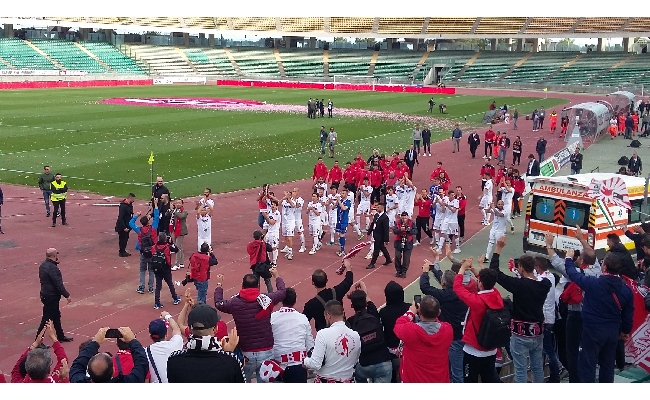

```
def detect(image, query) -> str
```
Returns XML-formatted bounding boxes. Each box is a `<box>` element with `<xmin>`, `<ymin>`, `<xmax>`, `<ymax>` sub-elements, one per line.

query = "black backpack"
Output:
<box><xmin>140</xmin><ymin>227</ymin><xmax>155</xmax><ymax>258</ymax></box>
<box><xmin>618</xmin><ymin>156</ymin><xmax>630</xmax><ymax>166</ymax></box>
<box><xmin>150</xmin><ymin>245</ymin><xmax>169</xmax><ymax>274</ymax></box>
<box><xmin>351</xmin><ymin>311</ymin><xmax>385</xmax><ymax>353</ymax></box>
<box><xmin>631</xmin><ymin>140</ymin><xmax>642</xmax><ymax>148</ymax></box>
<box><xmin>476</xmin><ymin>300</ymin><xmax>512</xmax><ymax>350</ymax></box>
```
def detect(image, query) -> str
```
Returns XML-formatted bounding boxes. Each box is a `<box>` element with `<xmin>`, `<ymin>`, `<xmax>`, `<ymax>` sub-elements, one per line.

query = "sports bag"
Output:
<box><xmin>477</xmin><ymin>301</ymin><xmax>512</xmax><ymax>349</ymax></box>
<box><xmin>351</xmin><ymin>311</ymin><xmax>385</xmax><ymax>353</ymax></box>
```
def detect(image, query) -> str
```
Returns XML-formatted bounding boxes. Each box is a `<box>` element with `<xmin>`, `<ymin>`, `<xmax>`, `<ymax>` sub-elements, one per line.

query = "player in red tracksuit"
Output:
<box><xmin>343</xmin><ymin>162</ymin><xmax>357</xmax><ymax>192</ymax></box>
<box><xmin>560</xmin><ymin>116</ymin><xmax>569</xmax><ymax>137</ymax></box>
<box><xmin>480</xmin><ymin>162</ymin><xmax>495</xmax><ymax>191</ymax></box>
<box><xmin>484</xmin><ymin>127</ymin><xmax>496</xmax><ymax>160</ymax></box>
<box><xmin>429</xmin><ymin>162</ymin><xmax>450</xmax><ymax>183</ymax></box>
<box><xmin>354</xmin><ymin>153</ymin><xmax>366</xmax><ymax>169</ymax></box>
<box><xmin>618</xmin><ymin>114</ymin><xmax>626</xmax><ymax>135</ymax></box>
<box><xmin>632</xmin><ymin>113</ymin><xmax>639</xmax><ymax>134</ymax></box>
<box><xmin>327</xmin><ymin>160</ymin><xmax>343</xmax><ymax>188</ymax></box>
<box><xmin>312</xmin><ymin>158</ymin><xmax>328</xmax><ymax>182</ymax></box>
<box><xmin>511</xmin><ymin>170</ymin><xmax>526</xmax><ymax>217</ymax></box>
<box><xmin>389</xmin><ymin>152</ymin><xmax>401</xmax><ymax>169</ymax></box>
<box><xmin>549</xmin><ymin>112</ymin><xmax>558</xmax><ymax>134</ymax></box>
<box><xmin>369</xmin><ymin>165</ymin><xmax>384</xmax><ymax>204</ymax></box>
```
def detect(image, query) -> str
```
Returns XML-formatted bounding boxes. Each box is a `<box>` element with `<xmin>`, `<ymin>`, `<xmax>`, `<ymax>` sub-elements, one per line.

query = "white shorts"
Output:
<box><xmin>387</xmin><ymin>211</ymin><xmax>397</xmax><ymax>226</ymax></box>
<box><xmin>479</xmin><ymin>196</ymin><xmax>491</xmax><ymax>209</ymax></box>
<box><xmin>265</xmin><ymin>232</ymin><xmax>279</xmax><ymax>249</ymax></box>
<box><xmin>489</xmin><ymin>229</ymin><xmax>505</xmax><ymax>243</ymax></box>
<box><xmin>348</xmin><ymin>208</ymin><xmax>355</xmax><ymax>223</ymax></box>
<box><xmin>328</xmin><ymin>211</ymin><xmax>338</xmax><ymax>228</ymax></box>
<box><xmin>309</xmin><ymin>223</ymin><xmax>322</xmax><ymax>237</ymax></box>
<box><xmin>433</xmin><ymin>216</ymin><xmax>444</xmax><ymax>230</ymax></box>
<box><xmin>321</xmin><ymin>212</ymin><xmax>328</xmax><ymax>226</ymax></box>
<box><xmin>294</xmin><ymin>219</ymin><xmax>304</xmax><ymax>233</ymax></box>
<box><xmin>357</xmin><ymin>201</ymin><xmax>371</xmax><ymax>215</ymax></box>
<box><xmin>197</xmin><ymin>237</ymin><xmax>211</xmax><ymax>252</ymax></box>
<box><xmin>282</xmin><ymin>221</ymin><xmax>296</xmax><ymax>237</ymax></box>
<box><xmin>442</xmin><ymin>222</ymin><xmax>458</xmax><ymax>236</ymax></box>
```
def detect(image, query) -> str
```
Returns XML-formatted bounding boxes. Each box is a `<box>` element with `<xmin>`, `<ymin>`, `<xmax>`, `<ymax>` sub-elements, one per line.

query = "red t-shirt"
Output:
<box><xmin>414</xmin><ymin>199</ymin><xmax>433</xmax><ymax>218</ymax></box>
<box><xmin>457</xmin><ymin>195</ymin><xmax>467</xmax><ymax>216</ymax></box>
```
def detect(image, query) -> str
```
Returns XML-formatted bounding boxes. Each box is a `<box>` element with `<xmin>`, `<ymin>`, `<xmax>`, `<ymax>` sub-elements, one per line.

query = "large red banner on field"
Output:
<box><xmin>215</xmin><ymin>79</ymin><xmax>455</xmax><ymax>94</ymax></box>
<box><xmin>0</xmin><ymin>80</ymin><xmax>152</xmax><ymax>90</ymax></box>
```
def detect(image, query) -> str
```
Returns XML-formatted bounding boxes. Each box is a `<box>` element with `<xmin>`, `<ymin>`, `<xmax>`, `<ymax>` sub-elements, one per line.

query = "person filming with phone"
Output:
<box><xmin>393</xmin><ymin>294</ymin><xmax>453</xmax><ymax>382</ymax></box>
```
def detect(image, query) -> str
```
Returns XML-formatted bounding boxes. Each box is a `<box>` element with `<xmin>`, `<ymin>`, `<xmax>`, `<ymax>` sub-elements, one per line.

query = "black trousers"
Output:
<box><xmin>415</xmin><ymin>216</ymin><xmax>432</xmax><ymax>242</ymax></box>
<box><xmin>118</xmin><ymin>230</ymin><xmax>130</xmax><ymax>253</ymax></box>
<box><xmin>513</xmin><ymin>192</ymin><xmax>522</xmax><ymax>215</ymax></box>
<box><xmin>407</xmin><ymin>165</ymin><xmax>414</xmax><ymax>179</ymax></box>
<box><xmin>37</xmin><ymin>295</ymin><xmax>65</xmax><ymax>340</ymax></box>
<box><xmin>470</xmin><ymin>145</ymin><xmax>478</xmax><ymax>158</ymax></box>
<box><xmin>484</xmin><ymin>142</ymin><xmax>492</xmax><ymax>158</ymax></box>
<box><xmin>371</xmin><ymin>187</ymin><xmax>381</xmax><ymax>204</ymax></box>
<box><xmin>52</xmin><ymin>200</ymin><xmax>66</xmax><ymax>223</ymax></box>
<box><xmin>328</xmin><ymin>109</ymin><xmax>332</xmax><ymax>117</ymax></box>
<box><xmin>463</xmin><ymin>352</ymin><xmax>497</xmax><ymax>383</ymax></box>
<box><xmin>370</xmin><ymin>241</ymin><xmax>391</xmax><ymax>265</ymax></box>
<box><xmin>512</xmin><ymin>152</ymin><xmax>521</xmax><ymax>165</ymax></box>
<box><xmin>154</xmin><ymin>269</ymin><xmax>178</xmax><ymax>304</ymax></box>
<box><xmin>283</xmin><ymin>365</ymin><xmax>308</xmax><ymax>383</ymax></box>
<box><xmin>539</xmin><ymin>117</ymin><xmax>545</xmax><ymax>129</ymax></box>
<box><xmin>458</xmin><ymin>214</ymin><xmax>466</xmax><ymax>238</ymax></box>
<box><xmin>423</xmin><ymin>139</ymin><xmax>431</xmax><ymax>154</ymax></box>
<box><xmin>394</xmin><ymin>248</ymin><xmax>412</xmax><ymax>273</ymax></box>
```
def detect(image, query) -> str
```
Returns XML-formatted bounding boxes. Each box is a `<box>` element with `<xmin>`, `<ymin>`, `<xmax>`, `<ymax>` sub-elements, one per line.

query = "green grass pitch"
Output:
<box><xmin>0</xmin><ymin>86</ymin><xmax>567</xmax><ymax>198</ymax></box>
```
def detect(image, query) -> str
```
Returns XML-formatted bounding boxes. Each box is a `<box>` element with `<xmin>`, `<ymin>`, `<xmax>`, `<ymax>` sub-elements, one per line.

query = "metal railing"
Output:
<box><xmin>447</xmin><ymin>80</ymin><xmax>646</xmax><ymax>96</ymax></box>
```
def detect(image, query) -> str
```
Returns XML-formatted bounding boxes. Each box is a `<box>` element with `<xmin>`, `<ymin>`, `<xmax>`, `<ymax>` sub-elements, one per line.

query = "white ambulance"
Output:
<box><xmin>523</xmin><ymin>173</ymin><xmax>647</xmax><ymax>258</ymax></box>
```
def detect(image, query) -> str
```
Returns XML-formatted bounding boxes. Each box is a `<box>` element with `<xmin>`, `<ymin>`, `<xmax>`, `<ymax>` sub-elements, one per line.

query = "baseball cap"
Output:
<box><xmin>188</xmin><ymin>304</ymin><xmax>221</xmax><ymax>330</ymax></box>
<box><xmin>149</xmin><ymin>319</ymin><xmax>167</xmax><ymax>339</ymax></box>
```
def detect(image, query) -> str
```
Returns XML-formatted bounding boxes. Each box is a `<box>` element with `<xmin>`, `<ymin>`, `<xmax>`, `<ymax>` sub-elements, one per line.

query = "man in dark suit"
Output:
<box><xmin>37</xmin><ymin>248</ymin><xmax>73</xmax><ymax>342</ymax></box>
<box><xmin>527</xmin><ymin>154</ymin><xmax>540</xmax><ymax>189</ymax></box>
<box><xmin>116</xmin><ymin>193</ymin><xmax>135</xmax><ymax>257</ymax></box>
<box><xmin>628</xmin><ymin>152</ymin><xmax>642</xmax><ymax>176</ymax></box>
<box><xmin>366</xmin><ymin>203</ymin><xmax>392</xmax><ymax>270</ymax></box>
<box><xmin>403</xmin><ymin>144</ymin><xmax>419</xmax><ymax>179</ymax></box>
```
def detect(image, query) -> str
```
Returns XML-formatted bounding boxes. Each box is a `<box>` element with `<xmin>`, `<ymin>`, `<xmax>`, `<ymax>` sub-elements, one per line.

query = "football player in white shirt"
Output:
<box><xmin>345</xmin><ymin>186</ymin><xmax>364</xmax><ymax>240</ymax></box>
<box><xmin>195</xmin><ymin>188</ymin><xmax>215</xmax><ymax>216</ymax></box>
<box><xmin>438</xmin><ymin>190</ymin><xmax>461</xmax><ymax>254</ymax></box>
<box><xmin>431</xmin><ymin>187</ymin><xmax>446</xmax><ymax>248</ymax></box>
<box><xmin>499</xmin><ymin>178</ymin><xmax>516</xmax><ymax>233</ymax></box>
<box><xmin>292</xmin><ymin>188</ymin><xmax>307</xmax><ymax>253</ymax></box>
<box><xmin>280</xmin><ymin>192</ymin><xmax>296</xmax><ymax>260</ymax></box>
<box><xmin>395</xmin><ymin>176</ymin><xmax>416</xmax><ymax>217</ymax></box>
<box><xmin>356</xmin><ymin>178</ymin><xmax>373</xmax><ymax>231</ymax></box>
<box><xmin>307</xmin><ymin>193</ymin><xmax>325</xmax><ymax>255</ymax></box>
<box><xmin>365</xmin><ymin>203</ymin><xmax>378</xmax><ymax>259</ymax></box>
<box><xmin>384</xmin><ymin>186</ymin><xmax>399</xmax><ymax>226</ymax></box>
<box><xmin>326</xmin><ymin>185</ymin><xmax>341</xmax><ymax>245</ymax></box>
<box><xmin>484</xmin><ymin>200</ymin><xmax>507</xmax><ymax>261</ymax></box>
<box><xmin>196</xmin><ymin>207</ymin><xmax>212</xmax><ymax>251</ymax></box>
<box><xmin>479</xmin><ymin>172</ymin><xmax>494</xmax><ymax>226</ymax></box>
<box><xmin>263</xmin><ymin>200</ymin><xmax>281</xmax><ymax>266</ymax></box>
<box><xmin>313</xmin><ymin>177</ymin><xmax>328</xmax><ymax>195</ymax></box>
<box><xmin>317</xmin><ymin>187</ymin><xmax>329</xmax><ymax>241</ymax></box>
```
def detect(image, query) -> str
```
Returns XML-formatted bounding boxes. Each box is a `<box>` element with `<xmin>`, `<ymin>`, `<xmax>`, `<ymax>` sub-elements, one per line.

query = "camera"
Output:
<box><xmin>181</xmin><ymin>274</ymin><xmax>194</xmax><ymax>286</ymax></box>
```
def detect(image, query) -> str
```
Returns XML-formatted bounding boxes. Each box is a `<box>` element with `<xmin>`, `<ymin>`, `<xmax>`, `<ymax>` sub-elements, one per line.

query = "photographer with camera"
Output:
<box><xmin>392</xmin><ymin>212</ymin><xmax>417</xmax><ymax>279</ymax></box>
<box><xmin>247</xmin><ymin>230</ymin><xmax>274</xmax><ymax>293</ymax></box>
<box><xmin>186</xmin><ymin>243</ymin><xmax>218</xmax><ymax>304</ymax></box>
<box><xmin>152</xmin><ymin>232</ymin><xmax>181</xmax><ymax>310</ymax></box>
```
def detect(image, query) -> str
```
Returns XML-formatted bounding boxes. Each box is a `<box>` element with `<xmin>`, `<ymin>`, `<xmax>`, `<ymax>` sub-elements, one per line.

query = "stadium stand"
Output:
<box><xmin>183</xmin><ymin>48</ymin><xmax>238</xmax><ymax>76</ymax></box>
<box><xmin>127</xmin><ymin>44</ymin><xmax>195</xmax><ymax>75</ymax></box>
<box><xmin>373</xmin><ymin>51</ymin><xmax>424</xmax><ymax>79</ymax></box>
<box><xmin>278</xmin><ymin>49</ymin><xmax>325</xmax><ymax>77</ymax></box>
<box><xmin>228</xmin><ymin>48</ymin><xmax>280</xmax><ymax>77</ymax></box>
<box><xmin>29</xmin><ymin>39</ymin><xmax>109</xmax><ymax>73</ymax></box>
<box><xmin>79</xmin><ymin>41</ymin><xmax>145</xmax><ymax>74</ymax></box>
<box><xmin>327</xmin><ymin>50</ymin><xmax>373</xmax><ymax>76</ymax></box>
<box><xmin>588</xmin><ymin>54</ymin><xmax>650</xmax><ymax>86</ymax></box>
<box><xmin>455</xmin><ymin>52</ymin><xmax>528</xmax><ymax>82</ymax></box>
<box><xmin>427</xmin><ymin>51</ymin><xmax>476</xmax><ymax>82</ymax></box>
<box><xmin>503</xmin><ymin>52</ymin><xmax>581</xmax><ymax>84</ymax></box>
<box><xmin>545</xmin><ymin>52</ymin><xmax>627</xmax><ymax>85</ymax></box>
<box><xmin>0</xmin><ymin>38</ymin><xmax>57</xmax><ymax>70</ymax></box>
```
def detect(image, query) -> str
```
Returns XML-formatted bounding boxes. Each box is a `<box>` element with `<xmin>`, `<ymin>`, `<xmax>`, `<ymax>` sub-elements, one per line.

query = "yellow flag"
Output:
<box><xmin>543</xmin><ymin>88</ymin><xmax>548</xmax><ymax>92</ymax></box>
<box><xmin>148</xmin><ymin>151</ymin><xmax>154</xmax><ymax>165</ymax></box>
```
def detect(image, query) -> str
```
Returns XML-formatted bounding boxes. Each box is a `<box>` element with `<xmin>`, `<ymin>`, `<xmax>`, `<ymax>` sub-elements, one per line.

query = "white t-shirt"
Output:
<box><xmin>271</xmin><ymin>307</ymin><xmax>315</xmax><ymax>368</ymax></box>
<box><xmin>501</xmin><ymin>186</ymin><xmax>514</xmax><ymax>212</ymax></box>
<box><xmin>264</xmin><ymin>210</ymin><xmax>281</xmax><ymax>235</ymax></box>
<box><xmin>327</xmin><ymin>194</ymin><xmax>340</xmax><ymax>215</ymax></box>
<box><xmin>444</xmin><ymin>198</ymin><xmax>460</xmax><ymax>224</ymax></box>
<box><xmin>385</xmin><ymin>193</ymin><xmax>398</xmax><ymax>212</ymax></box>
<box><xmin>491</xmin><ymin>208</ymin><xmax>507</xmax><ymax>232</ymax></box>
<box><xmin>282</xmin><ymin>199</ymin><xmax>296</xmax><ymax>222</ymax></box>
<box><xmin>359</xmin><ymin>185</ymin><xmax>373</xmax><ymax>203</ymax></box>
<box><xmin>346</xmin><ymin>192</ymin><xmax>355</xmax><ymax>210</ymax></box>
<box><xmin>483</xmin><ymin>179</ymin><xmax>494</xmax><ymax>199</ymax></box>
<box><xmin>434</xmin><ymin>195</ymin><xmax>446</xmax><ymax>219</ymax></box>
<box><xmin>199</xmin><ymin>197</ymin><xmax>215</xmax><ymax>211</ymax></box>
<box><xmin>197</xmin><ymin>215</ymin><xmax>211</xmax><ymax>238</ymax></box>
<box><xmin>293</xmin><ymin>197</ymin><xmax>305</xmax><ymax>221</ymax></box>
<box><xmin>307</xmin><ymin>201</ymin><xmax>324</xmax><ymax>225</ymax></box>
<box><xmin>303</xmin><ymin>321</ymin><xmax>361</xmax><ymax>381</ymax></box>
<box><xmin>314</xmin><ymin>182</ymin><xmax>327</xmax><ymax>193</ymax></box>
<box><xmin>147</xmin><ymin>334</ymin><xmax>184</xmax><ymax>383</ymax></box>
<box><xmin>610</xmin><ymin>118</ymin><xmax>617</xmax><ymax>127</ymax></box>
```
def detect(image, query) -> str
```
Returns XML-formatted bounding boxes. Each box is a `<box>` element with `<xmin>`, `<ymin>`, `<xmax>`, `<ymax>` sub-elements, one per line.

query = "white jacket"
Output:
<box><xmin>303</xmin><ymin>321</ymin><xmax>360</xmax><ymax>381</ymax></box>
<box><xmin>270</xmin><ymin>307</ymin><xmax>315</xmax><ymax>368</ymax></box>
<box><xmin>537</xmin><ymin>271</ymin><xmax>556</xmax><ymax>324</ymax></box>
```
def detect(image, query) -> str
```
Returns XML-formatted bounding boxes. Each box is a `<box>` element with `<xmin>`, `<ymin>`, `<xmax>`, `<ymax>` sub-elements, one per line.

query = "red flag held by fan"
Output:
<box><xmin>336</xmin><ymin>241</ymin><xmax>372</xmax><ymax>275</ymax></box>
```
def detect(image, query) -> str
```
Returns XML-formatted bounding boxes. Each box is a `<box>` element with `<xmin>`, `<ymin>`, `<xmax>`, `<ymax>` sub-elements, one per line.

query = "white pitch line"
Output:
<box><xmin>457</xmin><ymin>98</ymin><xmax>543</xmax><ymax>120</ymax></box>
<box><xmin>165</xmin><ymin>128</ymin><xmax>411</xmax><ymax>184</ymax></box>
<box><xmin>0</xmin><ymin>168</ymin><xmax>149</xmax><ymax>186</ymax></box>
<box><xmin>0</xmin><ymin>134</ymin><xmax>154</xmax><ymax>157</ymax></box>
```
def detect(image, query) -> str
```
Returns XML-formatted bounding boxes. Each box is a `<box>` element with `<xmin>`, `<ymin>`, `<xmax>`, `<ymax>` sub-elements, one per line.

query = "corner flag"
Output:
<box><xmin>148</xmin><ymin>151</ymin><xmax>154</xmax><ymax>165</ymax></box>
<box><xmin>543</xmin><ymin>88</ymin><xmax>548</xmax><ymax>92</ymax></box>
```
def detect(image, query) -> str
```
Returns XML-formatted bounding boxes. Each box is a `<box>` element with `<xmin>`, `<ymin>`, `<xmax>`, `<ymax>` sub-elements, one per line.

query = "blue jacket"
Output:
<box><xmin>70</xmin><ymin>339</ymin><xmax>148</xmax><ymax>383</ymax></box>
<box><xmin>565</xmin><ymin>257</ymin><xmax>634</xmax><ymax>333</ymax></box>
<box><xmin>128</xmin><ymin>208</ymin><xmax>160</xmax><ymax>251</ymax></box>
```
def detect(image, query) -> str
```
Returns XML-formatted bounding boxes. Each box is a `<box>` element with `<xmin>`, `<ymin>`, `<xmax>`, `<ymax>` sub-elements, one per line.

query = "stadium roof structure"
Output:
<box><xmin>1</xmin><ymin>17</ymin><xmax>649</xmax><ymax>38</ymax></box>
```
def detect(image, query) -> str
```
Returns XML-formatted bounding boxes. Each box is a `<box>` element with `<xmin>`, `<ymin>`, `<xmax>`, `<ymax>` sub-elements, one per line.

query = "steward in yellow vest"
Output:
<box><xmin>50</xmin><ymin>174</ymin><xmax>68</xmax><ymax>227</ymax></box>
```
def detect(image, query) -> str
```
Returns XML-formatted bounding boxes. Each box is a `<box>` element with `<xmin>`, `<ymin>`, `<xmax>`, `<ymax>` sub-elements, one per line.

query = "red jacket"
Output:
<box><xmin>414</xmin><ymin>199</ymin><xmax>433</xmax><ymax>218</ymax></box>
<box><xmin>385</xmin><ymin>176</ymin><xmax>398</xmax><ymax>188</ymax></box>
<box><xmin>189</xmin><ymin>252</ymin><xmax>211</xmax><ymax>282</ymax></box>
<box><xmin>12</xmin><ymin>342</ymin><xmax>69</xmax><ymax>383</ymax></box>
<box><xmin>328</xmin><ymin>166</ymin><xmax>342</xmax><ymax>182</ymax></box>
<box><xmin>480</xmin><ymin>164</ymin><xmax>495</xmax><ymax>178</ymax></box>
<box><xmin>355</xmin><ymin>157</ymin><xmax>366</xmax><ymax>169</ymax></box>
<box><xmin>390</xmin><ymin>156</ymin><xmax>401</xmax><ymax>169</ymax></box>
<box><xmin>369</xmin><ymin>170</ymin><xmax>383</xmax><ymax>188</ymax></box>
<box><xmin>379</xmin><ymin>159</ymin><xmax>389</xmax><ymax>171</ymax></box>
<box><xmin>457</xmin><ymin>195</ymin><xmax>467</xmax><ymax>216</ymax></box>
<box><xmin>356</xmin><ymin>170</ymin><xmax>370</xmax><ymax>186</ymax></box>
<box><xmin>485</xmin><ymin>130</ymin><xmax>496</xmax><ymax>144</ymax></box>
<box><xmin>512</xmin><ymin>177</ymin><xmax>526</xmax><ymax>194</ymax></box>
<box><xmin>343</xmin><ymin>167</ymin><xmax>357</xmax><ymax>185</ymax></box>
<box><xmin>453</xmin><ymin>274</ymin><xmax>504</xmax><ymax>352</ymax></box>
<box><xmin>312</xmin><ymin>163</ymin><xmax>328</xmax><ymax>180</ymax></box>
<box><xmin>394</xmin><ymin>311</ymin><xmax>454</xmax><ymax>383</ymax></box>
<box><xmin>430</xmin><ymin>167</ymin><xmax>449</xmax><ymax>182</ymax></box>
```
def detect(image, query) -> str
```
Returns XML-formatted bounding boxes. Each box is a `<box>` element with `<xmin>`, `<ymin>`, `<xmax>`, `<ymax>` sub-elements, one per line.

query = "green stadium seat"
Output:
<box><xmin>228</xmin><ymin>48</ymin><xmax>280</xmax><ymax>77</ymax></box>
<box><xmin>0</xmin><ymin>38</ymin><xmax>57</xmax><ymax>70</ymax></box>
<box><xmin>278</xmin><ymin>49</ymin><xmax>324</xmax><ymax>77</ymax></box>
<box><xmin>589</xmin><ymin>54</ymin><xmax>650</xmax><ymax>87</ymax></box>
<box><xmin>80</xmin><ymin>41</ymin><xmax>145</xmax><ymax>75</ymax></box>
<box><xmin>30</xmin><ymin>39</ymin><xmax>108</xmax><ymax>73</ymax></box>
<box><xmin>455</xmin><ymin>52</ymin><xmax>529</xmax><ymax>82</ymax></box>
<box><xmin>504</xmin><ymin>52</ymin><xmax>580</xmax><ymax>84</ymax></box>
<box><xmin>546</xmin><ymin>52</ymin><xmax>625</xmax><ymax>85</ymax></box>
